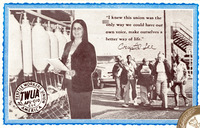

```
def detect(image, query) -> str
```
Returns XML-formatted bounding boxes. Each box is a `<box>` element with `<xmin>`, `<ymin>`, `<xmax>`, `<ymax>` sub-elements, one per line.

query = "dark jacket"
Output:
<box><xmin>112</xmin><ymin>62</ymin><xmax>123</xmax><ymax>78</ymax></box>
<box><xmin>152</xmin><ymin>60</ymin><xmax>172</xmax><ymax>83</ymax></box>
<box><xmin>120</xmin><ymin>67</ymin><xmax>128</xmax><ymax>85</ymax></box>
<box><xmin>137</xmin><ymin>63</ymin><xmax>154</xmax><ymax>86</ymax></box>
<box><xmin>61</xmin><ymin>41</ymin><xmax>97</xmax><ymax>92</ymax></box>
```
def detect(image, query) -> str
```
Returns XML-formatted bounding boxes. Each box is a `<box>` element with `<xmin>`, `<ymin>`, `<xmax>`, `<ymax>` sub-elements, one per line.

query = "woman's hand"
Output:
<box><xmin>48</xmin><ymin>65</ymin><xmax>54</xmax><ymax>72</ymax></box>
<box><xmin>65</xmin><ymin>70</ymin><xmax>76</xmax><ymax>77</ymax></box>
<box><xmin>181</xmin><ymin>77</ymin><xmax>187</xmax><ymax>85</ymax></box>
<box><xmin>182</xmin><ymin>79</ymin><xmax>187</xmax><ymax>85</ymax></box>
<box><xmin>122</xmin><ymin>84</ymin><xmax>126</xmax><ymax>89</ymax></box>
<box><xmin>168</xmin><ymin>82</ymin><xmax>172</xmax><ymax>88</ymax></box>
<box><xmin>70</xmin><ymin>70</ymin><xmax>76</xmax><ymax>77</ymax></box>
<box><xmin>171</xmin><ymin>81</ymin><xmax>174</xmax><ymax>86</ymax></box>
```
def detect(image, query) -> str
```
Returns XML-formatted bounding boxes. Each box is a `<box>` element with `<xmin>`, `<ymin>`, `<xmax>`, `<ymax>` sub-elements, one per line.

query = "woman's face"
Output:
<box><xmin>72</xmin><ymin>23</ymin><xmax>84</xmax><ymax>39</ymax></box>
<box><xmin>127</xmin><ymin>56</ymin><xmax>132</xmax><ymax>61</ymax></box>
<box><xmin>158</xmin><ymin>56</ymin><xmax>163</xmax><ymax>62</ymax></box>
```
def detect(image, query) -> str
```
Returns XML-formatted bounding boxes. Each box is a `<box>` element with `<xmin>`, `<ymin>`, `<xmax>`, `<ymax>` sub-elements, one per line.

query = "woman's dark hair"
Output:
<box><xmin>70</xmin><ymin>19</ymin><xmax>88</xmax><ymax>43</ymax></box>
<box><xmin>142</xmin><ymin>58</ymin><xmax>147</xmax><ymax>63</ymax></box>
<box><xmin>126</xmin><ymin>55</ymin><xmax>131</xmax><ymax>60</ymax></box>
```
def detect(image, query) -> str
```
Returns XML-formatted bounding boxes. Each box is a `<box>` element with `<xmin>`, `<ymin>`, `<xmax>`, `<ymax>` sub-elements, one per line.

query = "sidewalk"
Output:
<box><xmin>91</xmin><ymin>79</ymin><xmax>193</xmax><ymax>119</ymax></box>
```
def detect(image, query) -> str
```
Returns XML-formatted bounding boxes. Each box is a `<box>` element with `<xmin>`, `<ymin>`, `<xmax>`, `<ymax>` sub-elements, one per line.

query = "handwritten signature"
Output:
<box><xmin>118</xmin><ymin>42</ymin><xmax>156</xmax><ymax>52</ymax></box>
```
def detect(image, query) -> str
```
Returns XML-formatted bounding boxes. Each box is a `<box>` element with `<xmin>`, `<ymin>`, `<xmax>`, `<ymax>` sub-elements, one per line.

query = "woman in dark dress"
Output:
<box><xmin>61</xmin><ymin>19</ymin><xmax>97</xmax><ymax>119</ymax></box>
<box><xmin>137</xmin><ymin>58</ymin><xmax>153</xmax><ymax>106</ymax></box>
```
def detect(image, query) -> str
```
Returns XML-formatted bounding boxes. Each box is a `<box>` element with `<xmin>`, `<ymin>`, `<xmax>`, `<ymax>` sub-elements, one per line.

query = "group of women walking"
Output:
<box><xmin>112</xmin><ymin>52</ymin><xmax>189</xmax><ymax>110</ymax></box>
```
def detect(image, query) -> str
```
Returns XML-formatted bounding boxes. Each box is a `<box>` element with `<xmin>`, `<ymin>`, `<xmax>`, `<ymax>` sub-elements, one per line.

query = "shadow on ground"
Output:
<box><xmin>92</xmin><ymin>79</ymin><xmax>193</xmax><ymax>119</ymax></box>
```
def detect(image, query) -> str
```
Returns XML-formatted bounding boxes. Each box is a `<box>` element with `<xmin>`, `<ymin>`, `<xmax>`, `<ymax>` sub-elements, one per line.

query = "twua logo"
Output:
<box><xmin>14</xmin><ymin>81</ymin><xmax>47</xmax><ymax>113</ymax></box>
<box><xmin>20</xmin><ymin>89</ymin><xmax>40</xmax><ymax>101</ymax></box>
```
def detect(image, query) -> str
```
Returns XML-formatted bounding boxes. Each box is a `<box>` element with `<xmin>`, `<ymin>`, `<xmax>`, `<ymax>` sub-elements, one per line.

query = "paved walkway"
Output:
<box><xmin>91</xmin><ymin>79</ymin><xmax>193</xmax><ymax>119</ymax></box>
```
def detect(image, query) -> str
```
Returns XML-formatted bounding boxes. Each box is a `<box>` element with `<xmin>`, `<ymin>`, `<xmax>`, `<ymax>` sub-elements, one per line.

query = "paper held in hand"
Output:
<box><xmin>47</xmin><ymin>58</ymin><xmax>70</xmax><ymax>72</ymax></box>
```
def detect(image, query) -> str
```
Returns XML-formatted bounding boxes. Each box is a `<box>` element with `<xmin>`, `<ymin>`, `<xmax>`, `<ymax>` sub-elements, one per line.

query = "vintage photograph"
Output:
<box><xmin>7</xmin><ymin>8</ymin><xmax>194</xmax><ymax>121</ymax></box>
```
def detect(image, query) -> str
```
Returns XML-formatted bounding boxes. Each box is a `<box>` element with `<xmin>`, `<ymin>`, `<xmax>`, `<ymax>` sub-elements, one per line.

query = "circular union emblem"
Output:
<box><xmin>177</xmin><ymin>106</ymin><xmax>200</xmax><ymax>128</ymax></box>
<box><xmin>14</xmin><ymin>81</ymin><xmax>47</xmax><ymax>114</ymax></box>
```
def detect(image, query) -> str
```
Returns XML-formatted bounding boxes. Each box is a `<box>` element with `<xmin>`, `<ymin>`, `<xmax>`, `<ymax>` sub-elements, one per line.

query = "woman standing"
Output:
<box><xmin>121</xmin><ymin>55</ymin><xmax>138</xmax><ymax>107</ymax></box>
<box><xmin>171</xmin><ymin>55</ymin><xmax>188</xmax><ymax>110</ymax></box>
<box><xmin>137</xmin><ymin>58</ymin><xmax>153</xmax><ymax>106</ymax></box>
<box><xmin>61</xmin><ymin>19</ymin><xmax>97</xmax><ymax>119</ymax></box>
<box><xmin>152</xmin><ymin>52</ymin><xmax>171</xmax><ymax>109</ymax></box>
<box><xmin>112</xmin><ymin>55</ymin><xmax>123</xmax><ymax>101</ymax></box>
<box><xmin>127</xmin><ymin>55</ymin><xmax>138</xmax><ymax>105</ymax></box>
